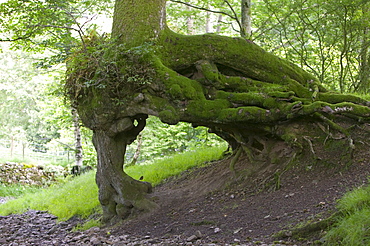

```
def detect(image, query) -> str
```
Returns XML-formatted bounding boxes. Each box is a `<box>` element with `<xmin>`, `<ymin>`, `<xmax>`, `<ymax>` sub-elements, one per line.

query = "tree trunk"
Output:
<box><xmin>241</xmin><ymin>0</ymin><xmax>252</xmax><ymax>38</ymax></box>
<box><xmin>72</xmin><ymin>107</ymin><xmax>83</xmax><ymax>167</ymax></box>
<box><xmin>127</xmin><ymin>133</ymin><xmax>143</xmax><ymax>167</ymax></box>
<box><xmin>357</xmin><ymin>5</ymin><xmax>370</xmax><ymax>93</ymax></box>
<box><xmin>92</xmin><ymin>115</ymin><xmax>155</xmax><ymax>222</ymax></box>
<box><xmin>66</xmin><ymin>0</ymin><xmax>370</xmax><ymax>223</ymax></box>
<box><xmin>112</xmin><ymin>0</ymin><xmax>166</xmax><ymax>47</ymax></box>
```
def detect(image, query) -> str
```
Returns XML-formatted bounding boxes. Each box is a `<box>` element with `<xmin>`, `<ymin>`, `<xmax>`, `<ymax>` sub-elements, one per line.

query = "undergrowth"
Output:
<box><xmin>324</xmin><ymin>184</ymin><xmax>370</xmax><ymax>245</ymax></box>
<box><xmin>0</xmin><ymin>184</ymin><xmax>41</xmax><ymax>197</ymax></box>
<box><xmin>0</xmin><ymin>145</ymin><xmax>225</xmax><ymax>223</ymax></box>
<box><xmin>125</xmin><ymin>145</ymin><xmax>226</xmax><ymax>185</ymax></box>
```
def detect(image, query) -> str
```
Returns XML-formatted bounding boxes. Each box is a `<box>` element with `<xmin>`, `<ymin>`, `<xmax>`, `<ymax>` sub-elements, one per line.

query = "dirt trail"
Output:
<box><xmin>116</xmin><ymin>153</ymin><xmax>370</xmax><ymax>245</ymax></box>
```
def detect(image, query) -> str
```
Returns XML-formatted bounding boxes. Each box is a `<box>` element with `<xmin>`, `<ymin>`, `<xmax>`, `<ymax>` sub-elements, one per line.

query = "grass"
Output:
<box><xmin>0</xmin><ymin>183</ymin><xmax>41</xmax><ymax>197</ymax></box>
<box><xmin>125</xmin><ymin>145</ymin><xmax>226</xmax><ymax>185</ymax></box>
<box><xmin>0</xmin><ymin>172</ymin><xmax>100</xmax><ymax>221</ymax></box>
<box><xmin>324</xmin><ymin>185</ymin><xmax>370</xmax><ymax>245</ymax></box>
<box><xmin>0</xmin><ymin>145</ymin><xmax>226</xmax><ymax>222</ymax></box>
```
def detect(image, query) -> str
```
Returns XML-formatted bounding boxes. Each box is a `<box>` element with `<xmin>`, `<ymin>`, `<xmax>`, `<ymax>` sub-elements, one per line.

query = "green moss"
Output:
<box><xmin>152</xmin><ymin>56</ymin><xmax>205</xmax><ymax>100</ymax></box>
<box><xmin>215</xmin><ymin>91</ymin><xmax>279</xmax><ymax>109</ymax></box>
<box><xmin>158</xmin><ymin>29</ymin><xmax>317</xmax><ymax>87</ymax></box>
<box><xmin>158</xmin><ymin>110</ymin><xmax>179</xmax><ymax>125</ymax></box>
<box><xmin>186</xmin><ymin>99</ymin><xmax>231</xmax><ymax>121</ymax></box>
<box><xmin>318</xmin><ymin>92</ymin><xmax>368</xmax><ymax>104</ymax></box>
<box><xmin>169</xmin><ymin>84</ymin><xmax>183</xmax><ymax>99</ymax></box>
<box><xmin>218</xmin><ymin>106</ymin><xmax>269</xmax><ymax>123</ymax></box>
<box><xmin>268</xmin><ymin>91</ymin><xmax>295</xmax><ymax>98</ymax></box>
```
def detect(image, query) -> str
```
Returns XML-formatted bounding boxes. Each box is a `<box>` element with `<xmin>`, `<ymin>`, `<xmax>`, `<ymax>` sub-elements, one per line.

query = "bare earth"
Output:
<box><xmin>113</xmin><ymin>151</ymin><xmax>370</xmax><ymax>245</ymax></box>
<box><xmin>1</xmin><ymin>151</ymin><xmax>370</xmax><ymax>245</ymax></box>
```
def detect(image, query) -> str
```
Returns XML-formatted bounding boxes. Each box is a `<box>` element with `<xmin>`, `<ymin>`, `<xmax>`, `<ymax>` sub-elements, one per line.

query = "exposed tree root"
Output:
<box><xmin>274</xmin><ymin>211</ymin><xmax>342</xmax><ymax>241</ymax></box>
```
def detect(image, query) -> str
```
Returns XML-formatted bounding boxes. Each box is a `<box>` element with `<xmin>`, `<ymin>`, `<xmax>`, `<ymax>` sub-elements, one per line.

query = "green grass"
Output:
<box><xmin>0</xmin><ymin>172</ymin><xmax>100</xmax><ymax>221</ymax></box>
<box><xmin>126</xmin><ymin>145</ymin><xmax>226</xmax><ymax>185</ymax></box>
<box><xmin>0</xmin><ymin>145</ymin><xmax>226</xmax><ymax>221</ymax></box>
<box><xmin>0</xmin><ymin>184</ymin><xmax>41</xmax><ymax>197</ymax></box>
<box><xmin>324</xmin><ymin>185</ymin><xmax>370</xmax><ymax>245</ymax></box>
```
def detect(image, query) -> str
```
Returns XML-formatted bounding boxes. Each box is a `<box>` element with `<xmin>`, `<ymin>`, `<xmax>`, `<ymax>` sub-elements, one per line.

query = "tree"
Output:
<box><xmin>254</xmin><ymin>0</ymin><xmax>370</xmax><ymax>93</ymax></box>
<box><xmin>66</xmin><ymin>0</ymin><xmax>370</xmax><ymax>223</ymax></box>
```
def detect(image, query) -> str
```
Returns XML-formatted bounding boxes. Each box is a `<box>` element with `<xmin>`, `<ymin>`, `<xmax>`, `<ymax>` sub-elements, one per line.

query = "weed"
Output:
<box><xmin>72</xmin><ymin>218</ymin><xmax>102</xmax><ymax>231</ymax></box>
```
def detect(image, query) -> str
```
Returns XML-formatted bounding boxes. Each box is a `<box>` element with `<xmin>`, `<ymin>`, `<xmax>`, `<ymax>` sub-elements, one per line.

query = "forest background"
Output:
<box><xmin>0</xmin><ymin>0</ymin><xmax>369</xmax><ymax>169</ymax></box>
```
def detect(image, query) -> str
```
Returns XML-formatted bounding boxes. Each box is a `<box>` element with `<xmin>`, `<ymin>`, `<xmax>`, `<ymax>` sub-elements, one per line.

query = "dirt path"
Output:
<box><xmin>114</xmin><ymin>154</ymin><xmax>370</xmax><ymax>245</ymax></box>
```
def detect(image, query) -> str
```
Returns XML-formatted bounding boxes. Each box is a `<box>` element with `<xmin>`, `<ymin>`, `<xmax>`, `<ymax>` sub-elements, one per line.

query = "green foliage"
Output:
<box><xmin>324</xmin><ymin>185</ymin><xmax>370</xmax><ymax>245</ymax></box>
<box><xmin>253</xmin><ymin>0</ymin><xmax>370</xmax><ymax>93</ymax></box>
<box><xmin>125</xmin><ymin>117</ymin><xmax>226</xmax><ymax>163</ymax></box>
<box><xmin>65</xmin><ymin>35</ymin><xmax>155</xmax><ymax>104</ymax></box>
<box><xmin>0</xmin><ymin>0</ymin><xmax>113</xmax><ymax>56</ymax></box>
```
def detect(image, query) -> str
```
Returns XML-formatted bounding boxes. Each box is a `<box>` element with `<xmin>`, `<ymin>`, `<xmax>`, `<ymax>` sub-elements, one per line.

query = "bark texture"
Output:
<box><xmin>92</xmin><ymin>114</ymin><xmax>155</xmax><ymax>222</ymax></box>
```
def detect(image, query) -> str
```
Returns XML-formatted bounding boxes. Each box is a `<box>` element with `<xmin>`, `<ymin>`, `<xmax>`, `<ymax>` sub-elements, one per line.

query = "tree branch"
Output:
<box><xmin>169</xmin><ymin>0</ymin><xmax>237</xmax><ymax>21</ymax></box>
<box><xmin>0</xmin><ymin>34</ymin><xmax>32</xmax><ymax>42</ymax></box>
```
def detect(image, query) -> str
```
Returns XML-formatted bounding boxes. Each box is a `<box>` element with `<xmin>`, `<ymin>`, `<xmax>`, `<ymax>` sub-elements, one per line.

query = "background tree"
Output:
<box><xmin>253</xmin><ymin>0</ymin><xmax>370</xmax><ymax>93</ymax></box>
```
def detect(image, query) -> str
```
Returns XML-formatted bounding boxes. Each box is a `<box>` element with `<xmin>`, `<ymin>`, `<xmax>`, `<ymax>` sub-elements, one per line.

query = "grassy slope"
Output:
<box><xmin>0</xmin><ymin>145</ymin><xmax>225</xmax><ymax>221</ymax></box>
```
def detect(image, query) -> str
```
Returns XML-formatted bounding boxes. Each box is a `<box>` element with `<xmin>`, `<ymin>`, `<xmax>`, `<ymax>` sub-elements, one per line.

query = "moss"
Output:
<box><xmin>152</xmin><ymin>56</ymin><xmax>205</xmax><ymax>100</ymax></box>
<box><xmin>168</xmin><ymin>84</ymin><xmax>183</xmax><ymax>99</ymax></box>
<box><xmin>186</xmin><ymin>99</ymin><xmax>231</xmax><ymax>121</ymax></box>
<box><xmin>268</xmin><ymin>91</ymin><xmax>295</xmax><ymax>98</ymax></box>
<box><xmin>318</xmin><ymin>92</ymin><xmax>368</xmax><ymax>104</ymax></box>
<box><xmin>218</xmin><ymin>106</ymin><xmax>269</xmax><ymax>123</ymax></box>
<box><xmin>215</xmin><ymin>91</ymin><xmax>279</xmax><ymax>109</ymax></box>
<box><xmin>157</xmin><ymin>29</ymin><xmax>317</xmax><ymax>87</ymax></box>
<box><xmin>158</xmin><ymin>110</ymin><xmax>179</xmax><ymax>125</ymax></box>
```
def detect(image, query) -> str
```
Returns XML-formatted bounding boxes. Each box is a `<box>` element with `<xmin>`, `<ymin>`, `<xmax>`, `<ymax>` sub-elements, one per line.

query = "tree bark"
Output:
<box><xmin>241</xmin><ymin>0</ymin><xmax>252</xmax><ymax>38</ymax></box>
<box><xmin>72</xmin><ymin>106</ymin><xmax>83</xmax><ymax>167</ymax></box>
<box><xmin>112</xmin><ymin>0</ymin><xmax>166</xmax><ymax>46</ymax></box>
<box><xmin>92</xmin><ymin>114</ymin><xmax>155</xmax><ymax>222</ymax></box>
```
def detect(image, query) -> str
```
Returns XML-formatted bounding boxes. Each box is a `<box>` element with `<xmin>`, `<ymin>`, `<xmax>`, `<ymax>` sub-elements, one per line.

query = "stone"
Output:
<box><xmin>186</xmin><ymin>235</ymin><xmax>197</xmax><ymax>242</ymax></box>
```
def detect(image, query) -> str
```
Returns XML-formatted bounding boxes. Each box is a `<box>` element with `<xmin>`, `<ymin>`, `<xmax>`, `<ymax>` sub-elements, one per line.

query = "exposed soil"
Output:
<box><xmin>113</xmin><ymin>150</ymin><xmax>370</xmax><ymax>245</ymax></box>
<box><xmin>1</xmin><ymin>150</ymin><xmax>370</xmax><ymax>245</ymax></box>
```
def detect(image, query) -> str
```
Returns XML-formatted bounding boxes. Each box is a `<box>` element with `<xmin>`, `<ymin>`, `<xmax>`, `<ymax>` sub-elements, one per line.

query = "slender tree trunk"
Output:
<box><xmin>205</xmin><ymin>4</ymin><xmax>211</xmax><ymax>33</ymax></box>
<box><xmin>72</xmin><ymin>107</ymin><xmax>83</xmax><ymax>167</ymax></box>
<box><xmin>358</xmin><ymin>5</ymin><xmax>370</xmax><ymax>93</ymax></box>
<box><xmin>185</xmin><ymin>2</ymin><xmax>194</xmax><ymax>35</ymax></box>
<box><xmin>10</xmin><ymin>135</ymin><xmax>14</xmax><ymax>157</ymax></box>
<box><xmin>128</xmin><ymin>134</ymin><xmax>143</xmax><ymax>167</ymax></box>
<box><xmin>216</xmin><ymin>14</ymin><xmax>223</xmax><ymax>33</ymax></box>
<box><xmin>241</xmin><ymin>0</ymin><xmax>252</xmax><ymax>38</ymax></box>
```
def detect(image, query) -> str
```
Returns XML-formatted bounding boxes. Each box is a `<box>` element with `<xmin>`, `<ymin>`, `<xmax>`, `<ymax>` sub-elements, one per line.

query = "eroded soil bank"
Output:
<box><xmin>1</xmin><ymin>151</ymin><xmax>370</xmax><ymax>245</ymax></box>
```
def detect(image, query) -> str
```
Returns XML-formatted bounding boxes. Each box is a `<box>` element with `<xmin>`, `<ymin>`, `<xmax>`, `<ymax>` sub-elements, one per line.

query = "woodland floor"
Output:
<box><xmin>1</xmin><ymin>149</ymin><xmax>370</xmax><ymax>245</ymax></box>
<box><xmin>112</xmin><ymin>149</ymin><xmax>370</xmax><ymax>245</ymax></box>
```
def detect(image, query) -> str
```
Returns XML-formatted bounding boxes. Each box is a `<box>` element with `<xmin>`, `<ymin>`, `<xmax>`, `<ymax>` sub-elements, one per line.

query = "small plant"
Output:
<box><xmin>72</xmin><ymin>218</ymin><xmax>102</xmax><ymax>231</ymax></box>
